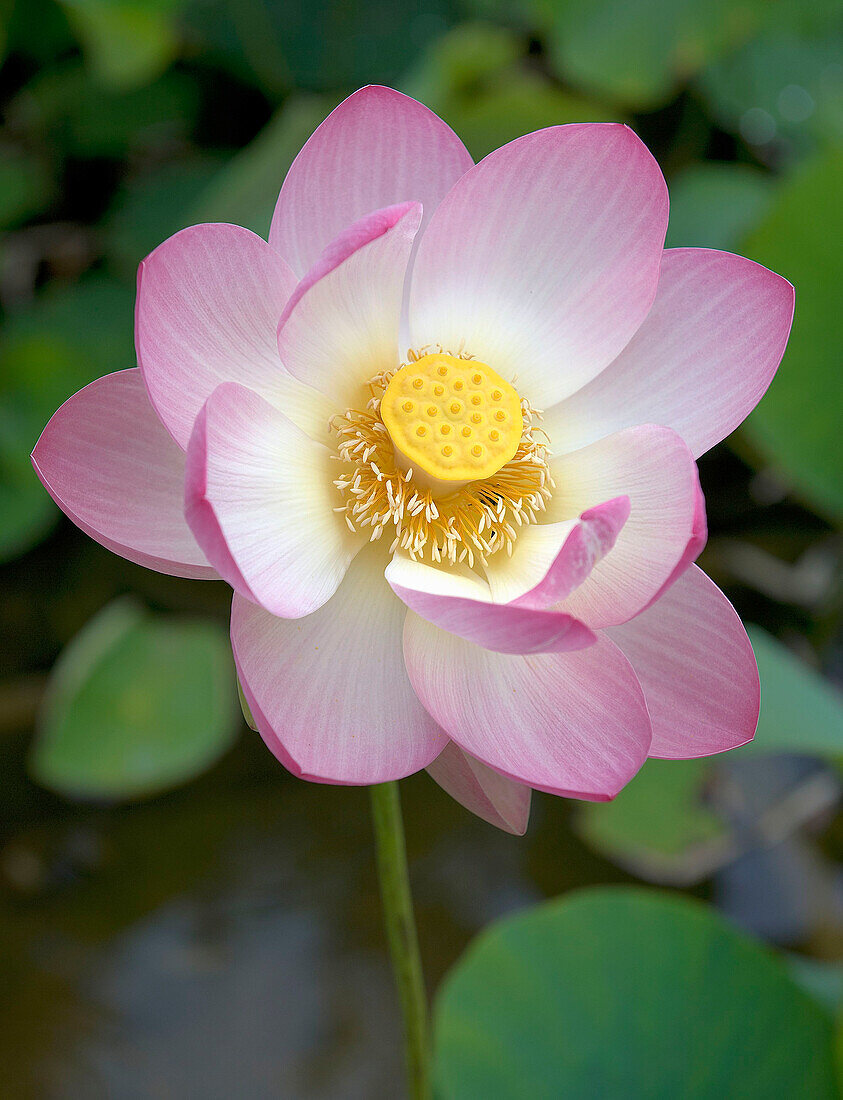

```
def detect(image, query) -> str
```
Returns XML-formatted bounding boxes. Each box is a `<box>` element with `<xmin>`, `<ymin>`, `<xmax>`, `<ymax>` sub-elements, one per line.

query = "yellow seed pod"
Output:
<box><xmin>381</xmin><ymin>354</ymin><xmax>522</xmax><ymax>486</ymax></box>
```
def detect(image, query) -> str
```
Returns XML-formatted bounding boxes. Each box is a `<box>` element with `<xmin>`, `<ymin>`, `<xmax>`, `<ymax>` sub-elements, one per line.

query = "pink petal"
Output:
<box><xmin>385</xmin><ymin>498</ymin><xmax>629</xmax><ymax>654</ymax></box>
<box><xmin>404</xmin><ymin>618</ymin><xmax>651</xmax><ymax>800</ymax></box>
<box><xmin>606</xmin><ymin>565</ymin><xmax>759</xmax><ymax>758</ymax></box>
<box><xmin>386</xmin><ymin>553</ymin><xmax>595</xmax><ymax>655</ymax></box>
<box><xmin>642</xmin><ymin>475</ymin><xmax>708</xmax><ymax>614</ymax></box>
<box><xmin>136</xmin><ymin>223</ymin><xmax>333</xmax><ymax>449</ymax></box>
<box><xmin>31</xmin><ymin>369</ymin><xmax>215</xmax><ymax>579</ymax></box>
<box><xmin>485</xmin><ymin>497</ymin><xmax>631</xmax><ymax>605</ymax></box>
<box><xmin>544</xmin><ymin>248</ymin><xmax>795</xmax><ymax>458</ymax></box>
<box><xmin>269</xmin><ymin>86</ymin><xmax>472</xmax><ymax>276</ymax></box>
<box><xmin>185</xmin><ymin>382</ymin><xmax>359</xmax><ymax>618</ymax></box>
<box><xmin>545</xmin><ymin>426</ymin><xmax>705</xmax><ymax>628</ymax></box>
<box><xmin>427</xmin><ymin>741</ymin><xmax>531</xmax><ymax>835</ymax></box>
<box><xmin>277</xmin><ymin>203</ymin><xmax>422</xmax><ymax>409</ymax></box>
<box><xmin>232</xmin><ymin>548</ymin><xmax>447</xmax><ymax>784</ymax></box>
<box><xmin>409</xmin><ymin>124</ymin><xmax>668</xmax><ymax>409</ymax></box>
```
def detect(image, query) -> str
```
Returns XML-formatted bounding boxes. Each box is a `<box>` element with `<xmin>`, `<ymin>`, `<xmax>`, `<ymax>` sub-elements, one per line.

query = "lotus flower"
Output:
<box><xmin>32</xmin><ymin>87</ymin><xmax>793</xmax><ymax>833</ymax></box>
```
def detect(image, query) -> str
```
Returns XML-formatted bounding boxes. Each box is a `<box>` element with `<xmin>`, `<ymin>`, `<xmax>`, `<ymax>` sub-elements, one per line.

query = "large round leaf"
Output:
<box><xmin>32</xmin><ymin>599</ymin><xmax>238</xmax><ymax>800</ymax></box>
<box><xmin>434</xmin><ymin>887</ymin><xmax>837</xmax><ymax>1098</ymax></box>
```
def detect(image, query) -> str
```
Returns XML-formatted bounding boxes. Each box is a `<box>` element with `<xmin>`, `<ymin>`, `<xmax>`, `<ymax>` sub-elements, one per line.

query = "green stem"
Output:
<box><xmin>370</xmin><ymin>781</ymin><xmax>431</xmax><ymax>1100</ymax></box>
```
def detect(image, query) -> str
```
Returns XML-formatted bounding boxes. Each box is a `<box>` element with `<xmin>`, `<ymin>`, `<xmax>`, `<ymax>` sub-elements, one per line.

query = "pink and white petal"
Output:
<box><xmin>232</xmin><ymin>548</ymin><xmax>447</xmax><ymax>784</ymax></box>
<box><xmin>404</xmin><ymin>617</ymin><xmax>651</xmax><ymax>800</ymax></box>
<box><xmin>269</xmin><ymin>86</ymin><xmax>472</xmax><ymax>276</ymax></box>
<box><xmin>277</xmin><ymin>203</ymin><xmax>422</xmax><ymax>410</ymax></box>
<box><xmin>484</xmin><ymin>496</ymin><xmax>631</xmax><ymax>606</ymax></box>
<box><xmin>31</xmin><ymin>369</ymin><xmax>215</xmax><ymax>579</ymax></box>
<box><xmin>386</xmin><ymin>554</ymin><xmax>595</xmax><ymax>655</ymax></box>
<box><xmin>544</xmin><ymin>249</ymin><xmax>795</xmax><ymax>458</ymax></box>
<box><xmin>544</xmin><ymin>426</ymin><xmax>705</xmax><ymax>628</ymax></box>
<box><xmin>427</xmin><ymin>741</ymin><xmax>531</xmax><ymax>835</ymax></box>
<box><xmin>606</xmin><ymin>565</ymin><xmax>759</xmax><ymax>759</ymax></box>
<box><xmin>409</xmin><ymin>124</ymin><xmax>668</xmax><ymax>408</ymax></box>
<box><xmin>641</xmin><ymin>475</ymin><xmax>707</xmax><ymax>615</ymax></box>
<box><xmin>136</xmin><ymin>223</ymin><xmax>332</xmax><ymax>449</ymax></box>
<box><xmin>185</xmin><ymin>382</ymin><xmax>359</xmax><ymax>618</ymax></box>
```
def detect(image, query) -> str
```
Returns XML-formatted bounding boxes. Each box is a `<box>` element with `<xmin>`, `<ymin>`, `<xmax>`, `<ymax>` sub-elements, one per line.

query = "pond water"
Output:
<box><xmin>0</xmin><ymin>726</ymin><xmax>636</xmax><ymax>1098</ymax></box>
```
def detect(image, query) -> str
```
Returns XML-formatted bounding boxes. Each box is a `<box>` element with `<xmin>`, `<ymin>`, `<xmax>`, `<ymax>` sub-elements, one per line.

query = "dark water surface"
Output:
<box><xmin>0</xmin><ymin>729</ymin><xmax>631</xmax><ymax>1099</ymax></box>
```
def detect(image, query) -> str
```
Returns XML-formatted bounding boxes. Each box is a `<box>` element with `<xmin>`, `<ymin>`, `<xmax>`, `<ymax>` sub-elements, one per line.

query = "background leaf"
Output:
<box><xmin>186</xmin><ymin>96</ymin><xmax>334</xmax><ymax>235</ymax></box>
<box><xmin>541</xmin><ymin>0</ymin><xmax>764</xmax><ymax>110</ymax></box>
<box><xmin>741</xmin><ymin>151</ymin><xmax>843</xmax><ymax>521</ymax></box>
<box><xmin>576</xmin><ymin>758</ymin><xmax>725</xmax><ymax>871</ymax></box>
<box><xmin>739</xmin><ymin>625</ymin><xmax>843</xmax><ymax>757</ymax></box>
<box><xmin>0</xmin><ymin>147</ymin><xmax>55</xmax><ymax>229</ymax></box>
<box><xmin>31</xmin><ymin>599</ymin><xmax>238</xmax><ymax>799</ymax></box>
<box><xmin>56</xmin><ymin>0</ymin><xmax>183</xmax><ymax>89</ymax></box>
<box><xmin>665</xmin><ymin>163</ymin><xmax>773</xmax><ymax>249</ymax></box>
<box><xmin>404</xmin><ymin>24</ymin><xmax>618</xmax><ymax>161</ymax></box>
<box><xmin>9</xmin><ymin>64</ymin><xmax>200</xmax><ymax>159</ymax></box>
<box><xmin>434</xmin><ymin>887</ymin><xmax>838</xmax><ymax>1098</ymax></box>
<box><xmin>698</xmin><ymin>32</ymin><xmax>843</xmax><ymax>159</ymax></box>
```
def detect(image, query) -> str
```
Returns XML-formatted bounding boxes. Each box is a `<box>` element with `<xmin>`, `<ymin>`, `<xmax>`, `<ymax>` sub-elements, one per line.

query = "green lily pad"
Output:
<box><xmin>434</xmin><ymin>887</ymin><xmax>838</xmax><ymax>1098</ymax></box>
<box><xmin>576</xmin><ymin>757</ymin><xmax>725</xmax><ymax>874</ymax></box>
<box><xmin>32</xmin><ymin>599</ymin><xmax>238</xmax><ymax>800</ymax></box>
<box><xmin>739</xmin><ymin>625</ymin><xmax>843</xmax><ymax>757</ymax></box>
<box><xmin>665</xmin><ymin>163</ymin><xmax>773</xmax><ymax>249</ymax></box>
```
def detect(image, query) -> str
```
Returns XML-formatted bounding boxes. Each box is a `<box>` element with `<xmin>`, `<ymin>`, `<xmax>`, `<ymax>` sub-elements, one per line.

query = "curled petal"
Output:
<box><xmin>387</xmin><ymin>554</ymin><xmax>594</xmax><ymax>655</ymax></box>
<box><xmin>386</xmin><ymin>498</ymin><xmax>629</xmax><ymax>654</ymax></box>
<box><xmin>277</xmin><ymin>203</ymin><xmax>422</xmax><ymax>410</ymax></box>
<box><xmin>485</xmin><ymin>497</ymin><xmax>631</xmax><ymax>606</ymax></box>
<box><xmin>545</xmin><ymin>426</ymin><xmax>705</xmax><ymax>627</ymax></box>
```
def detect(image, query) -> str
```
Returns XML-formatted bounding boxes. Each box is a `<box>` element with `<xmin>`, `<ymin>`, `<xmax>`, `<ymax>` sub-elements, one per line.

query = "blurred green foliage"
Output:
<box><xmin>742</xmin><ymin>152</ymin><xmax>843</xmax><ymax>520</ymax></box>
<box><xmin>0</xmin><ymin>0</ymin><xmax>842</xmax><ymax>1090</ymax></box>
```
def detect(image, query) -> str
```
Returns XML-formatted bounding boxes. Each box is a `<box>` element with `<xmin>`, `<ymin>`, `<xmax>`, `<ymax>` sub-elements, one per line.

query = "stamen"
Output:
<box><xmin>329</xmin><ymin>359</ymin><xmax>554</xmax><ymax>567</ymax></box>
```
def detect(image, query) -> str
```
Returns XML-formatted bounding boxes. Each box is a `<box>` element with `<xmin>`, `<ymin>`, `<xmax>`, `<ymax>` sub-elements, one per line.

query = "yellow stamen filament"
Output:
<box><xmin>329</xmin><ymin>357</ymin><xmax>553</xmax><ymax>568</ymax></box>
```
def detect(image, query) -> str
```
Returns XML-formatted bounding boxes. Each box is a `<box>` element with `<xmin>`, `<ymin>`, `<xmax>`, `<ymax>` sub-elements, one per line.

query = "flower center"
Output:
<box><xmin>380</xmin><ymin>353</ymin><xmax>523</xmax><ymax>493</ymax></box>
<box><xmin>329</xmin><ymin>351</ymin><xmax>552</xmax><ymax>569</ymax></box>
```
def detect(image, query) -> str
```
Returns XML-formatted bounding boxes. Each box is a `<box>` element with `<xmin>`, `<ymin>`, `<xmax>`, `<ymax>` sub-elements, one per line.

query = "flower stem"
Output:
<box><xmin>369</xmin><ymin>780</ymin><xmax>430</xmax><ymax>1100</ymax></box>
